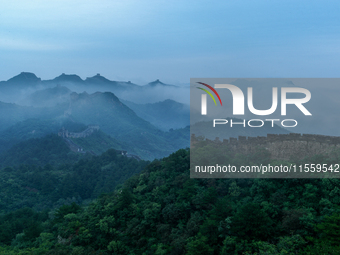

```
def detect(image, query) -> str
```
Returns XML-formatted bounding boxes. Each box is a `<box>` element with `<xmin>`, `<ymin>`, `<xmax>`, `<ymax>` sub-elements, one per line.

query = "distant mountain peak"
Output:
<box><xmin>7</xmin><ymin>72</ymin><xmax>41</xmax><ymax>83</ymax></box>
<box><xmin>147</xmin><ymin>79</ymin><xmax>178</xmax><ymax>88</ymax></box>
<box><xmin>53</xmin><ymin>73</ymin><xmax>84</xmax><ymax>83</ymax></box>
<box><xmin>85</xmin><ymin>73</ymin><xmax>112</xmax><ymax>83</ymax></box>
<box><xmin>148</xmin><ymin>79</ymin><xmax>165</xmax><ymax>86</ymax></box>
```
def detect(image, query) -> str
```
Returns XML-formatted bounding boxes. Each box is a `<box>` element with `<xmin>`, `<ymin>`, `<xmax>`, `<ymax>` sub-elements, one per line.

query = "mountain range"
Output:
<box><xmin>0</xmin><ymin>72</ymin><xmax>304</xmax><ymax>162</ymax></box>
<box><xmin>0</xmin><ymin>92</ymin><xmax>189</xmax><ymax>160</ymax></box>
<box><xmin>0</xmin><ymin>72</ymin><xmax>189</xmax><ymax>104</ymax></box>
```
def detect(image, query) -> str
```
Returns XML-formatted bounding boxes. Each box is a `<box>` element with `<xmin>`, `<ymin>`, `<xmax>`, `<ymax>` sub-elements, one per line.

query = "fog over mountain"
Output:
<box><xmin>1</xmin><ymin>73</ymin><xmax>339</xmax><ymax>137</ymax></box>
<box><xmin>0</xmin><ymin>72</ymin><xmax>190</xmax><ymax>105</ymax></box>
<box><xmin>0</xmin><ymin>76</ymin><xmax>191</xmax><ymax>160</ymax></box>
<box><xmin>19</xmin><ymin>85</ymin><xmax>72</xmax><ymax>107</ymax></box>
<box><xmin>122</xmin><ymin>99</ymin><xmax>190</xmax><ymax>131</ymax></box>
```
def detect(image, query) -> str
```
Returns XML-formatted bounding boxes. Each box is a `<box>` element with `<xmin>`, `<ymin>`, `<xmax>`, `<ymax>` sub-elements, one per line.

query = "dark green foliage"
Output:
<box><xmin>0</xmin><ymin>147</ymin><xmax>148</xmax><ymax>213</ymax></box>
<box><xmin>316</xmin><ymin>213</ymin><xmax>340</xmax><ymax>246</ymax></box>
<box><xmin>0</xmin><ymin>119</ymin><xmax>60</xmax><ymax>154</ymax></box>
<box><xmin>186</xmin><ymin>234</ymin><xmax>214</xmax><ymax>255</ymax></box>
<box><xmin>53</xmin><ymin>203</ymin><xmax>82</xmax><ymax>224</ymax></box>
<box><xmin>0</xmin><ymin>134</ymin><xmax>78</xmax><ymax>168</ymax></box>
<box><xmin>58</xmin><ymin>149</ymin><xmax>148</xmax><ymax>201</ymax></box>
<box><xmin>1</xmin><ymin>148</ymin><xmax>340</xmax><ymax>254</ymax></box>
<box><xmin>0</xmin><ymin>207</ymin><xmax>47</xmax><ymax>245</ymax></box>
<box><xmin>231</xmin><ymin>203</ymin><xmax>273</xmax><ymax>241</ymax></box>
<box><xmin>42</xmin><ymin>149</ymin><xmax>340</xmax><ymax>254</ymax></box>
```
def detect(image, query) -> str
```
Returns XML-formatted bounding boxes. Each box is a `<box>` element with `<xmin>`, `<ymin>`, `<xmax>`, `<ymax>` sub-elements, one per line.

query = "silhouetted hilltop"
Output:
<box><xmin>50</xmin><ymin>73</ymin><xmax>84</xmax><ymax>84</ymax></box>
<box><xmin>0</xmin><ymin>72</ymin><xmax>42</xmax><ymax>92</ymax></box>
<box><xmin>84</xmin><ymin>73</ymin><xmax>139</xmax><ymax>90</ymax></box>
<box><xmin>6</xmin><ymin>72</ymin><xmax>41</xmax><ymax>84</ymax></box>
<box><xmin>85</xmin><ymin>73</ymin><xmax>113</xmax><ymax>83</ymax></box>
<box><xmin>146</xmin><ymin>79</ymin><xmax>177</xmax><ymax>87</ymax></box>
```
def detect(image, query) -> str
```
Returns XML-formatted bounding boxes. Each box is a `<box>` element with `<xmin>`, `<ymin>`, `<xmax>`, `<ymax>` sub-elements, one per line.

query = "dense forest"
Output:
<box><xmin>0</xmin><ymin>148</ymin><xmax>340</xmax><ymax>254</ymax></box>
<box><xmin>0</xmin><ymin>135</ymin><xmax>148</xmax><ymax>214</ymax></box>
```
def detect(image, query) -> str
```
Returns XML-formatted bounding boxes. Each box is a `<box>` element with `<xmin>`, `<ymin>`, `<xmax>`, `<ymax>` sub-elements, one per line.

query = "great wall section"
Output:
<box><xmin>57</xmin><ymin>125</ymin><xmax>100</xmax><ymax>155</ymax></box>
<box><xmin>58</xmin><ymin>125</ymin><xmax>141</xmax><ymax>160</ymax></box>
<box><xmin>58</xmin><ymin>125</ymin><xmax>100</xmax><ymax>139</ymax></box>
<box><xmin>191</xmin><ymin>133</ymin><xmax>340</xmax><ymax>161</ymax></box>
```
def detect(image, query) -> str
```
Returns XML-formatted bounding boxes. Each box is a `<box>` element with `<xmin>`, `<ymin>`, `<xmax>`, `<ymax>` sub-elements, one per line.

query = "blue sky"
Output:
<box><xmin>1</xmin><ymin>0</ymin><xmax>340</xmax><ymax>84</ymax></box>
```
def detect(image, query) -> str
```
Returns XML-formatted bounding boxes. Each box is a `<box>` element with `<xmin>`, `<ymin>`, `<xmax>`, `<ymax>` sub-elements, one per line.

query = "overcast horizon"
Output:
<box><xmin>1</xmin><ymin>0</ymin><xmax>340</xmax><ymax>85</ymax></box>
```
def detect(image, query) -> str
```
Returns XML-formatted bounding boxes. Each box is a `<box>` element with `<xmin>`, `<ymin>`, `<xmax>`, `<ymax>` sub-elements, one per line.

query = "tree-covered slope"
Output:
<box><xmin>0</xmin><ymin>118</ymin><xmax>69</xmax><ymax>155</ymax></box>
<box><xmin>67</xmin><ymin>91</ymin><xmax>189</xmax><ymax>160</ymax></box>
<box><xmin>2</xmin><ymin>148</ymin><xmax>340</xmax><ymax>254</ymax></box>
<box><xmin>68</xmin><ymin>129</ymin><xmax>125</xmax><ymax>155</ymax></box>
<box><xmin>0</xmin><ymin>90</ymin><xmax>190</xmax><ymax>160</ymax></box>
<box><xmin>0</xmin><ymin>134</ymin><xmax>80</xmax><ymax>168</ymax></box>
<box><xmin>0</xmin><ymin>148</ymin><xmax>148</xmax><ymax>214</ymax></box>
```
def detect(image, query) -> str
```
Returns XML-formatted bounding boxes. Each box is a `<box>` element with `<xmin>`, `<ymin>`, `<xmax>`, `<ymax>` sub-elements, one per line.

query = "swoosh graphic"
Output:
<box><xmin>197</xmin><ymin>87</ymin><xmax>217</xmax><ymax>105</ymax></box>
<box><xmin>197</xmin><ymin>82</ymin><xmax>222</xmax><ymax>106</ymax></box>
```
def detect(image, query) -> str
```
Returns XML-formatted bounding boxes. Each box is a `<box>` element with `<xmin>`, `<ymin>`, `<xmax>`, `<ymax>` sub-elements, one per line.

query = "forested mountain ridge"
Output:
<box><xmin>0</xmin><ymin>134</ymin><xmax>78</xmax><ymax>168</ymax></box>
<box><xmin>0</xmin><ymin>142</ymin><xmax>148</xmax><ymax>214</ymax></box>
<box><xmin>0</xmin><ymin>88</ymin><xmax>190</xmax><ymax>160</ymax></box>
<box><xmin>65</xmin><ymin>91</ymin><xmax>189</xmax><ymax>160</ymax></box>
<box><xmin>1</xmin><ymin>148</ymin><xmax>340</xmax><ymax>254</ymax></box>
<box><xmin>59</xmin><ymin>127</ymin><xmax>125</xmax><ymax>155</ymax></box>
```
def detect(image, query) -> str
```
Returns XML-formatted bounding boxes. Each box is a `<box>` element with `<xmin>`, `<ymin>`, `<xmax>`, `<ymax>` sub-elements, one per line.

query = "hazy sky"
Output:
<box><xmin>1</xmin><ymin>0</ymin><xmax>340</xmax><ymax>85</ymax></box>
